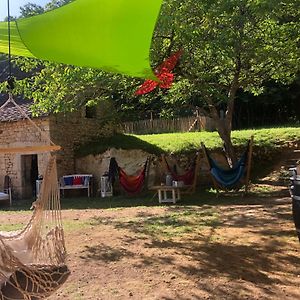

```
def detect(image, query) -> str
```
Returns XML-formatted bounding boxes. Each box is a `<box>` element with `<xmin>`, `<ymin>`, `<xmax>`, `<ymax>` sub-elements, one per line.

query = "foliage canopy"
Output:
<box><xmin>0</xmin><ymin>0</ymin><xmax>299</xmax><ymax>162</ymax></box>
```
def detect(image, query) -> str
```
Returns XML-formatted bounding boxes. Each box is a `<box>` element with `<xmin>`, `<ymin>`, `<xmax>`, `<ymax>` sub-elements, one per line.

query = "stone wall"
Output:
<box><xmin>75</xmin><ymin>149</ymin><xmax>153</xmax><ymax>194</ymax></box>
<box><xmin>0</xmin><ymin>104</ymin><xmax>118</xmax><ymax>199</ymax></box>
<box><xmin>75</xmin><ymin>148</ymin><xmax>230</xmax><ymax>196</ymax></box>
<box><xmin>49</xmin><ymin>108</ymin><xmax>117</xmax><ymax>178</ymax></box>
<box><xmin>0</xmin><ymin>118</ymin><xmax>51</xmax><ymax>199</ymax></box>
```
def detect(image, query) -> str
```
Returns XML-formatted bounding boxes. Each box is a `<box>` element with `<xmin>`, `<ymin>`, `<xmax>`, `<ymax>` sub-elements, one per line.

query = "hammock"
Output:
<box><xmin>163</xmin><ymin>156</ymin><xmax>196</xmax><ymax>185</ymax></box>
<box><xmin>209</xmin><ymin>152</ymin><xmax>247</xmax><ymax>188</ymax></box>
<box><xmin>161</xmin><ymin>152</ymin><xmax>201</xmax><ymax>194</ymax></box>
<box><xmin>119</xmin><ymin>164</ymin><xmax>148</xmax><ymax>195</ymax></box>
<box><xmin>0</xmin><ymin>93</ymin><xmax>69</xmax><ymax>298</ymax></box>
<box><xmin>108</xmin><ymin>157</ymin><xmax>148</xmax><ymax>195</ymax></box>
<box><xmin>202</xmin><ymin>137</ymin><xmax>253</xmax><ymax>194</ymax></box>
<box><xmin>0</xmin><ymin>156</ymin><xmax>70</xmax><ymax>299</ymax></box>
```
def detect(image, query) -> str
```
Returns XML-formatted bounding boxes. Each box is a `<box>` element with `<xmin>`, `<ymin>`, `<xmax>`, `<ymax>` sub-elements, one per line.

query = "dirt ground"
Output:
<box><xmin>2</xmin><ymin>184</ymin><xmax>299</xmax><ymax>300</ymax></box>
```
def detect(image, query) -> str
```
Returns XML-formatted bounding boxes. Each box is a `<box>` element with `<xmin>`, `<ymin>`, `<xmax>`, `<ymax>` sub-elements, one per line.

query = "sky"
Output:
<box><xmin>0</xmin><ymin>0</ymin><xmax>49</xmax><ymax>21</ymax></box>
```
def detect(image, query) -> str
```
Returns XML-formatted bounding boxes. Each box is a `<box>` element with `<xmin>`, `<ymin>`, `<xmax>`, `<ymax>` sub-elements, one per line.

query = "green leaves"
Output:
<box><xmin>1</xmin><ymin>0</ymin><xmax>299</xmax><ymax>122</ymax></box>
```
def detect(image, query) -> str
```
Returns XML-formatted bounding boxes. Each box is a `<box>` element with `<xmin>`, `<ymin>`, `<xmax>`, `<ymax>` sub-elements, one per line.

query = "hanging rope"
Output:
<box><xmin>6</xmin><ymin>0</ymin><xmax>14</xmax><ymax>91</ymax></box>
<box><xmin>0</xmin><ymin>0</ymin><xmax>61</xmax><ymax>153</ymax></box>
<box><xmin>1</xmin><ymin>93</ymin><xmax>58</xmax><ymax>146</ymax></box>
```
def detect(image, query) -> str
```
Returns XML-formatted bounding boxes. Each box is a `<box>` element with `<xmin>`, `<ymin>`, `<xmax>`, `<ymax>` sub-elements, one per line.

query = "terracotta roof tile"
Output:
<box><xmin>0</xmin><ymin>94</ymin><xmax>34</xmax><ymax>122</ymax></box>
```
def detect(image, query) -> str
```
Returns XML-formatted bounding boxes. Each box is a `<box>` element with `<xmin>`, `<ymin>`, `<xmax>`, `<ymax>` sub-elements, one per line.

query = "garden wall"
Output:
<box><xmin>75</xmin><ymin>148</ymin><xmax>230</xmax><ymax>196</ymax></box>
<box><xmin>49</xmin><ymin>109</ymin><xmax>117</xmax><ymax>178</ymax></box>
<box><xmin>75</xmin><ymin>144</ymin><xmax>289</xmax><ymax>196</ymax></box>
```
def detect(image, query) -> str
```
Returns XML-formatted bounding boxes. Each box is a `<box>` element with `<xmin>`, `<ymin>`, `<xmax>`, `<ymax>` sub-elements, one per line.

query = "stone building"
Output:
<box><xmin>0</xmin><ymin>96</ymin><xmax>116</xmax><ymax>199</ymax></box>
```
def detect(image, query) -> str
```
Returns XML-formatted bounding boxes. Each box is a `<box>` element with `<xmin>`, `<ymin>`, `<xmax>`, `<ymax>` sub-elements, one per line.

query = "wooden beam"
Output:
<box><xmin>244</xmin><ymin>135</ymin><xmax>254</xmax><ymax>195</ymax></box>
<box><xmin>201</xmin><ymin>142</ymin><xmax>220</xmax><ymax>197</ymax></box>
<box><xmin>182</xmin><ymin>150</ymin><xmax>201</xmax><ymax>195</ymax></box>
<box><xmin>0</xmin><ymin>145</ymin><xmax>61</xmax><ymax>154</ymax></box>
<box><xmin>160</xmin><ymin>154</ymin><xmax>169</xmax><ymax>174</ymax></box>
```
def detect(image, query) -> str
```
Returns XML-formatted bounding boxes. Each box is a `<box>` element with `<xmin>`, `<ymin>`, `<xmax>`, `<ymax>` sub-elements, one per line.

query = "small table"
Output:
<box><xmin>151</xmin><ymin>185</ymin><xmax>181</xmax><ymax>204</ymax></box>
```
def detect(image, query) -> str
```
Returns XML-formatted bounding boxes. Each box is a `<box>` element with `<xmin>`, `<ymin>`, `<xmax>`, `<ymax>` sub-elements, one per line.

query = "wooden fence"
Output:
<box><xmin>122</xmin><ymin>116</ymin><xmax>215</xmax><ymax>135</ymax></box>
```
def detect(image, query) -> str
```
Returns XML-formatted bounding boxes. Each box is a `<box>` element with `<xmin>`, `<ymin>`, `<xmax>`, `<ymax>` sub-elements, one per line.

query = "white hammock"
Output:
<box><xmin>0</xmin><ymin>156</ymin><xmax>69</xmax><ymax>299</ymax></box>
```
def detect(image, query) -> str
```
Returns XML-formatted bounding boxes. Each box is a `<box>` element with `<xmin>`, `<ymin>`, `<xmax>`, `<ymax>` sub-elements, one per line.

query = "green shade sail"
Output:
<box><xmin>0</xmin><ymin>0</ymin><xmax>163</xmax><ymax>79</ymax></box>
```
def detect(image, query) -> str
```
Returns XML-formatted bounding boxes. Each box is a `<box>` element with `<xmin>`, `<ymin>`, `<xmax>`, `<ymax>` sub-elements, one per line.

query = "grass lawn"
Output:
<box><xmin>76</xmin><ymin>126</ymin><xmax>300</xmax><ymax>156</ymax></box>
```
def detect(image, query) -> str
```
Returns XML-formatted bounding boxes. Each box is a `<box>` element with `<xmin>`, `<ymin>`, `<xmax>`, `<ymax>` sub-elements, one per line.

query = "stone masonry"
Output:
<box><xmin>0</xmin><ymin>104</ymin><xmax>116</xmax><ymax>200</ymax></box>
<box><xmin>0</xmin><ymin>118</ymin><xmax>51</xmax><ymax>199</ymax></box>
<box><xmin>49</xmin><ymin>109</ymin><xmax>115</xmax><ymax>178</ymax></box>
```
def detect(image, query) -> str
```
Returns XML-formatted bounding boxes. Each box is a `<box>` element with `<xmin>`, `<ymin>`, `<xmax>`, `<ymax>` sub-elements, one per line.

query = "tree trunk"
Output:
<box><xmin>205</xmin><ymin>86</ymin><xmax>239</xmax><ymax>166</ymax></box>
<box><xmin>214</xmin><ymin>115</ymin><xmax>237</xmax><ymax>166</ymax></box>
<box><xmin>202</xmin><ymin>52</ymin><xmax>241</xmax><ymax>165</ymax></box>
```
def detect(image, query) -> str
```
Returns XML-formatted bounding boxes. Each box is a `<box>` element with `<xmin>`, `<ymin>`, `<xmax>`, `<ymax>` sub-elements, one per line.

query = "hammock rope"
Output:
<box><xmin>0</xmin><ymin>5</ymin><xmax>69</xmax><ymax>296</ymax></box>
<box><xmin>0</xmin><ymin>156</ymin><xmax>70</xmax><ymax>299</ymax></box>
<box><xmin>0</xmin><ymin>94</ymin><xmax>61</xmax><ymax>153</ymax></box>
<box><xmin>161</xmin><ymin>151</ymin><xmax>201</xmax><ymax>194</ymax></box>
<box><xmin>1</xmin><ymin>94</ymin><xmax>57</xmax><ymax>146</ymax></box>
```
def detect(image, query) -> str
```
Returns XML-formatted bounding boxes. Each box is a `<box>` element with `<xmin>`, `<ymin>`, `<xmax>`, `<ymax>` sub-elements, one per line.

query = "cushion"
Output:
<box><xmin>63</xmin><ymin>177</ymin><xmax>73</xmax><ymax>186</ymax></box>
<box><xmin>73</xmin><ymin>176</ymin><xmax>83</xmax><ymax>185</ymax></box>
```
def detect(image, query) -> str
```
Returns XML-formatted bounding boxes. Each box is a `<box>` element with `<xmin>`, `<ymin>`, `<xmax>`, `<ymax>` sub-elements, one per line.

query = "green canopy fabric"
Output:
<box><xmin>0</xmin><ymin>0</ymin><xmax>163</xmax><ymax>79</ymax></box>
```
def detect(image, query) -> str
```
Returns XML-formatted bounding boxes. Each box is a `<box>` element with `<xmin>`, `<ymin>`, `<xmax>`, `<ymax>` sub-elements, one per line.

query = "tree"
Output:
<box><xmin>18</xmin><ymin>0</ymin><xmax>73</xmax><ymax>17</ymax></box>
<box><xmin>3</xmin><ymin>0</ymin><xmax>300</xmax><ymax>164</ymax></box>
<box><xmin>44</xmin><ymin>0</ymin><xmax>73</xmax><ymax>11</ymax></box>
<box><xmin>154</xmin><ymin>0</ymin><xmax>299</xmax><ymax>163</ymax></box>
<box><xmin>19</xmin><ymin>3</ymin><xmax>44</xmax><ymax>17</ymax></box>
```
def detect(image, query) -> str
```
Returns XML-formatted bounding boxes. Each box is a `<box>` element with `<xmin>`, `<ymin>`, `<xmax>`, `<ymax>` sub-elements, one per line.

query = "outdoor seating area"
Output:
<box><xmin>0</xmin><ymin>0</ymin><xmax>298</xmax><ymax>299</ymax></box>
<box><xmin>59</xmin><ymin>174</ymin><xmax>93</xmax><ymax>197</ymax></box>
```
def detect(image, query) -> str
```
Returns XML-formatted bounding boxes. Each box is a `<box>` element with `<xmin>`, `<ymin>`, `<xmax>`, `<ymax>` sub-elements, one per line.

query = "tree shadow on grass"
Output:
<box><xmin>79</xmin><ymin>243</ymin><xmax>135</xmax><ymax>263</ymax></box>
<box><xmin>84</xmin><ymin>200</ymin><xmax>299</xmax><ymax>299</ymax></box>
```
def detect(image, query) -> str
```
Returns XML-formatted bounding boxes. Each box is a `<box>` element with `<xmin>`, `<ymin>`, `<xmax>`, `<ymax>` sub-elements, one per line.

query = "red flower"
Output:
<box><xmin>135</xmin><ymin>50</ymin><xmax>182</xmax><ymax>96</ymax></box>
